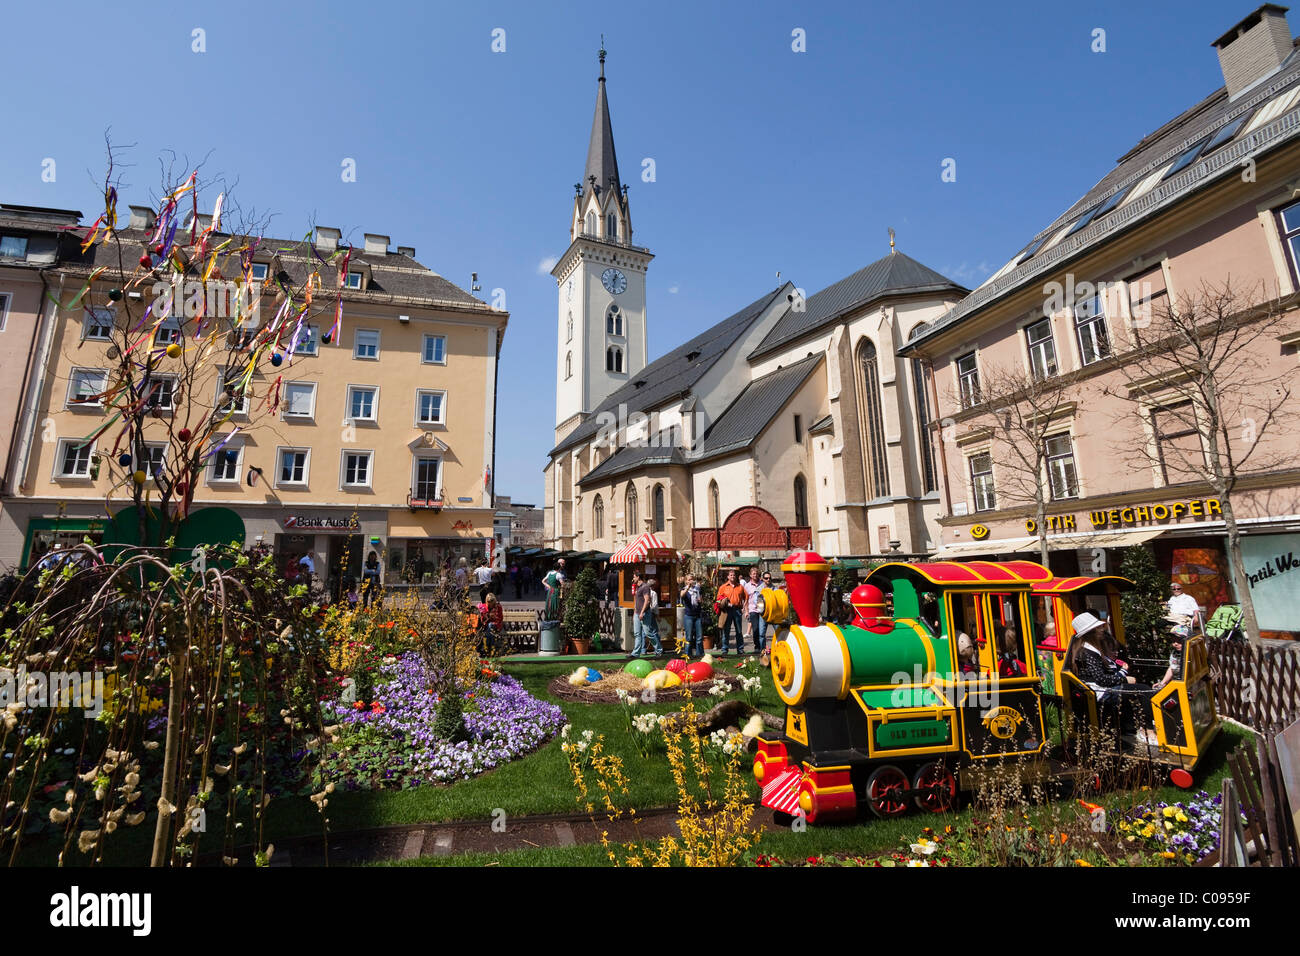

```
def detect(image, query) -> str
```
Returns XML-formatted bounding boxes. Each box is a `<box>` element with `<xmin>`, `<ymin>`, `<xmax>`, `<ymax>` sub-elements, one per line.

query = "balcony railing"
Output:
<box><xmin>407</xmin><ymin>492</ymin><xmax>443</xmax><ymax>512</ymax></box>
<box><xmin>576</xmin><ymin>230</ymin><xmax>650</xmax><ymax>254</ymax></box>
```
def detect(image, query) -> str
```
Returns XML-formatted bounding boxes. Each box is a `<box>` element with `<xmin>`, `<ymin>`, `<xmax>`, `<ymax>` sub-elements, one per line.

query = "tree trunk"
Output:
<box><xmin>1219</xmin><ymin>493</ymin><xmax>1264</xmax><ymax>647</ymax></box>
<box><xmin>1036</xmin><ymin>497</ymin><xmax>1049</xmax><ymax>568</ymax></box>
<box><xmin>150</xmin><ymin>651</ymin><xmax>185</xmax><ymax>866</ymax></box>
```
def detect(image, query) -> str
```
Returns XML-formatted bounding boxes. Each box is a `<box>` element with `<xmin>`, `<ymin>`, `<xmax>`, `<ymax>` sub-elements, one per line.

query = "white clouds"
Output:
<box><xmin>537</xmin><ymin>256</ymin><xmax>559</xmax><ymax>275</ymax></box>
<box><xmin>668</xmin><ymin>285</ymin><xmax>679</xmax><ymax>294</ymax></box>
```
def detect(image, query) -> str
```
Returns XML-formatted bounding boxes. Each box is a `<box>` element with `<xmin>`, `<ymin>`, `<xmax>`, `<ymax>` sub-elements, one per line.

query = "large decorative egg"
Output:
<box><xmin>117</xmin><ymin>453</ymin><xmax>132</xmax><ymax>467</ymax></box>
<box><xmin>270</xmin><ymin>352</ymin><xmax>283</xmax><ymax>367</ymax></box>
<box><xmin>585</xmin><ymin>669</ymin><xmax>602</xmax><ymax>683</ymax></box>
<box><xmin>682</xmin><ymin>661</ymin><xmax>714</xmax><ymax>683</ymax></box>
<box><xmin>165</xmin><ymin>343</ymin><xmax>181</xmax><ymax>358</ymax></box>
<box><xmin>665</xmin><ymin>658</ymin><xmax>688</xmax><ymax>675</ymax></box>
<box><xmin>624</xmin><ymin>658</ymin><xmax>653</xmax><ymax>680</ymax></box>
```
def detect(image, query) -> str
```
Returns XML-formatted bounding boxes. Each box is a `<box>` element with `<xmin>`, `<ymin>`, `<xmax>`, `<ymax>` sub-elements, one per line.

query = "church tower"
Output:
<box><xmin>553</xmin><ymin>45</ymin><xmax>653</xmax><ymax>440</ymax></box>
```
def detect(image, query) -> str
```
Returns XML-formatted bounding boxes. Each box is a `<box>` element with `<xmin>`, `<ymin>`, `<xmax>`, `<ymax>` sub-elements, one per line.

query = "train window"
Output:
<box><xmin>949</xmin><ymin>592</ymin><xmax>989</xmax><ymax>672</ymax></box>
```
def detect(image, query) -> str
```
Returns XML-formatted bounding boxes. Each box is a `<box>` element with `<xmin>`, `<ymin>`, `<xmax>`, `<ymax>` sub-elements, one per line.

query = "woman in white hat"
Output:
<box><xmin>1065</xmin><ymin>611</ymin><xmax>1157</xmax><ymax>744</ymax></box>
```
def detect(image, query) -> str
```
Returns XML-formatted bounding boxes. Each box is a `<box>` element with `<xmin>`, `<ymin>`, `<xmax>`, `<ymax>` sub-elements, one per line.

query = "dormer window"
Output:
<box><xmin>250</xmin><ymin>263</ymin><xmax>268</xmax><ymax>281</ymax></box>
<box><xmin>345</xmin><ymin>271</ymin><xmax>363</xmax><ymax>290</ymax></box>
<box><xmin>0</xmin><ymin>235</ymin><xmax>28</xmax><ymax>259</ymax></box>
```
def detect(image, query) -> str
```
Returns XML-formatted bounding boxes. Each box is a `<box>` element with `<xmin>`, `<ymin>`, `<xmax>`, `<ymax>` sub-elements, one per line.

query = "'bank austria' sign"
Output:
<box><xmin>282</xmin><ymin>515</ymin><xmax>359</xmax><ymax>532</ymax></box>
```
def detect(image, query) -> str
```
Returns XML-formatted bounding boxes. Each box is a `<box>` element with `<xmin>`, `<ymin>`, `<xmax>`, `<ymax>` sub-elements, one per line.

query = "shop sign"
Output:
<box><xmin>1088</xmin><ymin>498</ymin><xmax>1221</xmax><ymax>529</ymax></box>
<box><xmin>282</xmin><ymin>515</ymin><xmax>359</xmax><ymax>532</ymax></box>
<box><xmin>452</xmin><ymin>520</ymin><xmax>475</xmax><ymax>531</ymax></box>
<box><xmin>970</xmin><ymin>524</ymin><xmax>990</xmax><ymax>540</ymax></box>
<box><xmin>457</xmin><ymin>497</ymin><xmax>474</xmax><ymax>503</ymax></box>
<box><xmin>1025</xmin><ymin>515</ymin><xmax>1077</xmax><ymax>534</ymax></box>
<box><xmin>1240</xmin><ymin>534</ymin><xmax>1300</xmax><ymax>631</ymax></box>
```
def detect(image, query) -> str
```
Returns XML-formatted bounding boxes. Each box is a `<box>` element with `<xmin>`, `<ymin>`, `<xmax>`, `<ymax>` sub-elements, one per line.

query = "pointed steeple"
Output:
<box><xmin>584</xmin><ymin>41</ymin><xmax>621</xmax><ymax>203</ymax></box>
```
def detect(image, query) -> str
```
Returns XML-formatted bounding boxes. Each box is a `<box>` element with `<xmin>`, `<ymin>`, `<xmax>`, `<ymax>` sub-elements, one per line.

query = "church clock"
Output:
<box><xmin>601</xmin><ymin>268</ymin><xmax>627</xmax><ymax>295</ymax></box>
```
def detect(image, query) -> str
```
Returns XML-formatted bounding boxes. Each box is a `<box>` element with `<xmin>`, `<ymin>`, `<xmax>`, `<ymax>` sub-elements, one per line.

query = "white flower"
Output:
<box><xmin>615</xmin><ymin>689</ymin><xmax>628</xmax><ymax>701</ymax></box>
<box><xmin>906</xmin><ymin>859</ymin><xmax>930</xmax><ymax>867</ymax></box>
<box><xmin>561</xmin><ymin>724</ymin><xmax>571</xmax><ymax>739</ymax></box>
<box><xmin>910</xmin><ymin>839</ymin><xmax>937</xmax><ymax>856</ymax></box>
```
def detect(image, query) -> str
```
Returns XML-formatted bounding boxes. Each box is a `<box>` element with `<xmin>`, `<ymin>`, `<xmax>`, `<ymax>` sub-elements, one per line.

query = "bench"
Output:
<box><xmin>500</xmin><ymin>609</ymin><xmax>541</xmax><ymax>654</ymax></box>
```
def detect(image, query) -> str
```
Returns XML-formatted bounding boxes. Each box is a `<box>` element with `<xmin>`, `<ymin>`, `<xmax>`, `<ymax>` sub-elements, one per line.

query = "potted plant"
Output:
<box><xmin>562</xmin><ymin>567</ymin><xmax>602</xmax><ymax>656</ymax></box>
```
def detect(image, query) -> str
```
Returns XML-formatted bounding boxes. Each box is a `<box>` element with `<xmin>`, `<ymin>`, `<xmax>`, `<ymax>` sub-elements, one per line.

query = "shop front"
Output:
<box><xmin>267</xmin><ymin>510</ymin><xmax>387</xmax><ymax>600</ymax></box>
<box><xmin>937</xmin><ymin>492</ymin><xmax>1300</xmax><ymax>638</ymax></box>
<box><xmin>386</xmin><ymin>509</ymin><xmax>494</xmax><ymax>587</ymax></box>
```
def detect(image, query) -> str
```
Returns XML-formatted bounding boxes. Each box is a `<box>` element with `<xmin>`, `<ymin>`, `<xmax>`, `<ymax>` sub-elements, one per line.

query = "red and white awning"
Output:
<box><xmin>609</xmin><ymin>532</ymin><xmax>676</xmax><ymax>564</ymax></box>
<box><xmin>761</xmin><ymin>766</ymin><xmax>804</xmax><ymax>815</ymax></box>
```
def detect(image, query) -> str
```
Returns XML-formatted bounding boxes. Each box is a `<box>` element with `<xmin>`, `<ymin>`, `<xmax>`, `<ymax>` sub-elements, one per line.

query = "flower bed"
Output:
<box><xmin>316</xmin><ymin>652</ymin><xmax>565</xmax><ymax>790</ymax></box>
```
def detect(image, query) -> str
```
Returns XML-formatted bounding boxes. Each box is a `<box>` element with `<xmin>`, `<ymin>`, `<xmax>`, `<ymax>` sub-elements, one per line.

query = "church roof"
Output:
<box><xmin>577</xmin><ymin>444</ymin><xmax>688</xmax><ymax>486</ymax></box>
<box><xmin>692</xmin><ymin>353</ymin><xmax>824</xmax><ymax>461</ymax></box>
<box><xmin>584</xmin><ymin>63</ymin><xmax>622</xmax><ymax>202</ymax></box>
<box><xmin>549</xmin><ymin>285</ymin><xmax>789</xmax><ymax>458</ymax></box>
<box><xmin>748</xmin><ymin>252</ymin><xmax>966</xmax><ymax>360</ymax></box>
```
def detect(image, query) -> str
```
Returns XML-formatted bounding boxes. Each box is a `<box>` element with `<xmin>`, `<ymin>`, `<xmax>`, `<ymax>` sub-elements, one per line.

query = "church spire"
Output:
<box><xmin>584</xmin><ymin>42</ymin><xmax>621</xmax><ymax>204</ymax></box>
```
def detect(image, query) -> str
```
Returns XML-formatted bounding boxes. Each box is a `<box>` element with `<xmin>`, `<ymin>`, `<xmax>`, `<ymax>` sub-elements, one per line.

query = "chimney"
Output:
<box><xmin>315</xmin><ymin>226</ymin><xmax>340</xmax><ymax>253</ymax></box>
<box><xmin>128</xmin><ymin>205</ymin><xmax>156</xmax><ymax>231</ymax></box>
<box><xmin>1213</xmin><ymin>4</ymin><xmax>1294</xmax><ymax>98</ymax></box>
<box><xmin>397</xmin><ymin>245</ymin><xmax>415</xmax><ymax>258</ymax></box>
<box><xmin>189</xmin><ymin>213</ymin><xmax>213</xmax><ymax>234</ymax></box>
<box><xmin>363</xmin><ymin>234</ymin><xmax>390</xmax><ymax>255</ymax></box>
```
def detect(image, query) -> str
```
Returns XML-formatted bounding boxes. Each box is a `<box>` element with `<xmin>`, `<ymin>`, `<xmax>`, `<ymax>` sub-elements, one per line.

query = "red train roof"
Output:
<box><xmin>867</xmin><ymin>560</ymin><xmax>1053</xmax><ymax>587</ymax></box>
<box><xmin>1031</xmin><ymin>575</ymin><xmax>1135</xmax><ymax>595</ymax></box>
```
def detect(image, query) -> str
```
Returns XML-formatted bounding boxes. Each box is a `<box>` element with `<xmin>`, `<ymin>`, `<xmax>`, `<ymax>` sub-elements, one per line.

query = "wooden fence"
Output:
<box><xmin>1208</xmin><ymin>640</ymin><xmax>1300</xmax><ymax>733</ymax></box>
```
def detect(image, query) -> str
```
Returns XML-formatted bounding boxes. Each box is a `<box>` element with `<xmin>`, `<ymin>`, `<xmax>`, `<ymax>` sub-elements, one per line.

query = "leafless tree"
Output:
<box><xmin>952</xmin><ymin>362</ymin><xmax>1083</xmax><ymax>566</ymax></box>
<box><xmin>1103</xmin><ymin>281</ymin><xmax>1297</xmax><ymax>646</ymax></box>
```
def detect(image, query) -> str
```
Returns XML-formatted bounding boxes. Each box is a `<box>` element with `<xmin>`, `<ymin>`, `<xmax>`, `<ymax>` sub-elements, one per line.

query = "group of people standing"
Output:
<box><xmin>622</xmin><ymin>564</ymin><xmax>781</xmax><ymax>659</ymax></box>
<box><xmin>713</xmin><ymin>566</ymin><xmax>777</xmax><ymax>656</ymax></box>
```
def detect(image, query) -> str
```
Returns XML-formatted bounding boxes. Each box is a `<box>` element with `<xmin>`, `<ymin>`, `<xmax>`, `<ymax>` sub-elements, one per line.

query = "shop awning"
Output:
<box><xmin>610</xmin><ymin>532</ymin><xmax>678</xmax><ymax>564</ymax></box>
<box><xmin>703</xmin><ymin>554</ymin><xmax>761</xmax><ymax>565</ymax></box>
<box><xmin>1013</xmin><ymin>527</ymin><xmax>1166</xmax><ymax>551</ymax></box>
<box><xmin>931</xmin><ymin>536</ymin><xmax>1037</xmax><ymax>559</ymax></box>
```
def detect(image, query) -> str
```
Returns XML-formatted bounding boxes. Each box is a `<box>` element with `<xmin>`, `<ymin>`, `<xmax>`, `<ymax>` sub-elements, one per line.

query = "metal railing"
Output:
<box><xmin>576</xmin><ymin>230</ymin><xmax>650</xmax><ymax>253</ymax></box>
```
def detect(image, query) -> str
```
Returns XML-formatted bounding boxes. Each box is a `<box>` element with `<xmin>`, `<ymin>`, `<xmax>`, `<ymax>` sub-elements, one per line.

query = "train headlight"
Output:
<box><xmin>760</xmin><ymin>587</ymin><xmax>790</xmax><ymax>624</ymax></box>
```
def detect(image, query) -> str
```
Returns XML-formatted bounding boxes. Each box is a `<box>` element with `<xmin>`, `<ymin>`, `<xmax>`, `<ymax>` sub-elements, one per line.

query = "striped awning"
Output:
<box><xmin>609</xmin><ymin>532</ymin><xmax>677</xmax><ymax>564</ymax></box>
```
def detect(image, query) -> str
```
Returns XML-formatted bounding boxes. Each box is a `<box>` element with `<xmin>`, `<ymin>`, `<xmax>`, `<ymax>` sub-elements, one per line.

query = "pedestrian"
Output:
<box><xmin>284</xmin><ymin>554</ymin><xmax>300</xmax><ymax>584</ymax></box>
<box><xmin>631</xmin><ymin>572</ymin><xmax>647</xmax><ymax>656</ymax></box>
<box><xmin>511</xmin><ymin>563</ymin><xmax>521</xmax><ymax>600</ymax></box>
<box><xmin>298</xmin><ymin>550</ymin><xmax>316</xmax><ymax>586</ymax></box>
<box><xmin>743</xmin><ymin>566</ymin><xmax>767</xmax><ymax>655</ymax></box>
<box><xmin>344</xmin><ymin>577</ymin><xmax>360</xmax><ymax>609</ymax></box>
<box><xmin>361</xmin><ymin>550</ymin><xmax>381</xmax><ymax>609</ymax></box>
<box><xmin>475</xmin><ymin>558</ymin><xmax>493</xmax><ymax>602</ymax></box>
<box><xmin>520</xmin><ymin>563</ymin><xmax>533</xmax><ymax>598</ymax></box>
<box><xmin>715</xmin><ymin>568</ymin><xmax>746</xmax><ymax>655</ymax></box>
<box><xmin>477</xmin><ymin>592</ymin><xmax>504</xmax><ymax>655</ymax></box>
<box><xmin>680</xmin><ymin>572</ymin><xmax>704</xmax><ymax>657</ymax></box>
<box><xmin>603</xmin><ymin>562</ymin><xmax>619</xmax><ymax>604</ymax></box>
<box><xmin>454</xmin><ymin>557</ymin><xmax>468</xmax><ymax>592</ymax></box>
<box><xmin>639</xmin><ymin>576</ymin><xmax>663</xmax><ymax>656</ymax></box>
<box><xmin>1166</xmin><ymin>580</ymin><xmax>1202</xmax><ymax>636</ymax></box>
<box><xmin>543</xmin><ymin>558</ymin><xmax>567</xmax><ymax>621</ymax></box>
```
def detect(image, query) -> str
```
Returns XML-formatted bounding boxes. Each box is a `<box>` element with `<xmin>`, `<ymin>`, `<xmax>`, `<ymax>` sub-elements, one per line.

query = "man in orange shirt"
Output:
<box><xmin>715</xmin><ymin>568</ymin><xmax>747</xmax><ymax>655</ymax></box>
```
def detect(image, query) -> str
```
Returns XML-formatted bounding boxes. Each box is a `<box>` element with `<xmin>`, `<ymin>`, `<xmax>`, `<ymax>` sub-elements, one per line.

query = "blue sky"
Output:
<box><xmin>0</xmin><ymin>0</ymin><xmax>1255</xmax><ymax>503</ymax></box>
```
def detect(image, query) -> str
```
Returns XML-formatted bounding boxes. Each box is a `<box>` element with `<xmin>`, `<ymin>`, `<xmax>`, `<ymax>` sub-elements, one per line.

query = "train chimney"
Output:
<box><xmin>780</xmin><ymin>551</ymin><xmax>831</xmax><ymax>625</ymax></box>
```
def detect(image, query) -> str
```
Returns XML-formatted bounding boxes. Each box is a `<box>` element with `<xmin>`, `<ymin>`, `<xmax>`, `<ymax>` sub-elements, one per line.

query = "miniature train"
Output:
<box><xmin>751</xmin><ymin>552</ymin><xmax>1220</xmax><ymax>824</ymax></box>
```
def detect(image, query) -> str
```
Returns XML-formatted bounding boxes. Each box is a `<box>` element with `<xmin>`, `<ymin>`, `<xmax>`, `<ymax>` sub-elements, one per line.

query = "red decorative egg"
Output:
<box><xmin>177</xmin><ymin>428</ymin><xmax>191</xmax><ymax>443</ymax></box>
<box><xmin>139</xmin><ymin>254</ymin><xmax>152</xmax><ymax>268</ymax></box>
<box><xmin>665</xmin><ymin>658</ymin><xmax>688</xmax><ymax>675</ymax></box>
<box><xmin>682</xmin><ymin>662</ymin><xmax>714</xmax><ymax>683</ymax></box>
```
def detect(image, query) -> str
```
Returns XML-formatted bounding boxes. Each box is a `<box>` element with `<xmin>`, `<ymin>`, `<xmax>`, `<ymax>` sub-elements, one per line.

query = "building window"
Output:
<box><xmin>217</xmin><ymin>368</ymin><xmax>251</xmax><ymax>416</ymax></box>
<box><xmin>708</xmin><ymin>480</ymin><xmax>720</xmax><ymax>527</ymax></box>
<box><xmin>594</xmin><ymin>495</ymin><xmax>604</xmax><ymax>538</ymax></box>
<box><xmin>565</xmin><ymin>351</ymin><xmax>572</xmax><ymax>379</ymax></box>
<box><xmin>154</xmin><ymin>317</ymin><xmax>182</xmax><ymax>346</ymax></box>
<box><xmin>909</xmin><ymin>323</ymin><xmax>938</xmax><ymax>495</ymax></box>
<box><xmin>794</xmin><ymin>474</ymin><xmax>808</xmax><ymax>527</ymax></box>
<box><xmin>416</xmin><ymin>389</ymin><xmax>446</xmax><ymax>425</ymax></box>
<box><xmin>0</xmin><ymin>236</ymin><xmax>28</xmax><ymax>259</ymax></box>
<box><xmin>1073</xmin><ymin>293</ymin><xmax>1111</xmax><ymax>365</ymax></box>
<box><xmin>142</xmin><ymin>443</ymin><xmax>166</xmax><ymax>481</ymax></box>
<box><xmin>1276</xmin><ymin>200</ymin><xmax>1300</xmax><ymax>287</ymax></box>
<box><xmin>354</xmin><ymin>329</ymin><xmax>379</xmax><ymax>359</ymax></box>
<box><xmin>956</xmin><ymin>351</ymin><xmax>980</xmax><ymax>408</ymax></box>
<box><xmin>209</xmin><ymin>437</ymin><xmax>241</xmax><ymax>482</ymax></box>
<box><xmin>625</xmin><ymin>485</ymin><xmax>638</xmax><ymax>533</ymax></box>
<box><xmin>146</xmin><ymin>376</ymin><xmax>175</xmax><ymax>412</ymax></box>
<box><xmin>422</xmin><ymin>334</ymin><xmax>446</xmax><ymax>364</ymax></box>
<box><xmin>0</xmin><ymin>292</ymin><xmax>10</xmax><ymax>331</ymax></box>
<box><xmin>84</xmin><ymin>307</ymin><xmax>114</xmax><ymax>341</ymax></box>
<box><xmin>250</xmin><ymin>262</ymin><xmax>269</xmax><ymax>281</ymax></box>
<box><xmin>970</xmin><ymin>452</ymin><xmax>996</xmax><ymax>512</ymax></box>
<box><xmin>606</xmin><ymin>304</ymin><xmax>623</xmax><ymax>336</ymax></box>
<box><xmin>413</xmin><ymin>457</ymin><xmax>441</xmax><ymax>500</ymax></box>
<box><xmin>67</xmin><ymin>368</ymin><xmax>108</xmax><ymax>408</ymax></box>
<box><xmin>653</xmin><ymin>484</ymin><xmax>665</xmax><ymax>533</ymax></box>
<box><xmin>294</xmin><ymin>324</ymin><xmax>319</xmax><ymax>356</ymax></box>
<box><xmin>1126</xmin><ymin>266</ymin><xmax>1168</xmax><ymax>329</ymax></box>
<box><xmin>585</xmin><ymin>211</ymin><xmax>596</xmax><ymax>235</ymax></box>
<box><xmin>1045</xmin><ymin>434</ymin><xmax>1079</xmax><ymax>500</ymax></box>
<box><xmin>606</xmin><ymin>346</ymin><xmax>623</xmax><ymax>373</ymax></box>
<box><xmin>278</xmin><ymin>448</ymin><xmax>309</xmax><ymax>486</ymax></box>
<box><xmin>858</xmin><ymin>340</ymin><xmax>890</xmax><ymax>499</ymax></box>
<box><xmin>566</xmin><ymin>313</ymin><xmax>573</xmax><ymax>343</ymax></box>
<box><xmin>1024</xmin><ymin>317</ymin><xmax>1058</xmax><ymax>378</ymax></box>
<box><xmin>283</xmin><ymin>381</ymin><xmax>317</xmax><ymax>419</ymax></box>
<box><xmin>1152</xmin><ymin>402</ymin><xmax>1204</xmax><ymax>484</ymax></box>
<box><xmin>793</xmin><ymin>414</ymin><xmax>803</xmax><ymax>443</ymax></box>
<box><xmin>55</xmin><ymin>439</ymin><xmax>92</xmax><ymax>478</ymax></box>
<box><xmin>345</xmin><ymin>271</ymin><xmax>363</xmax><ymax>290</ymax></box>
<box><xmin>342</xmin><ymin>450</ymin><xmax>372</xmax><ymax>488</ymax></box>
<box><xmin>346</xmin><ymin>385</ymin><xmax>377</xmax><ymax>422</ymax></box>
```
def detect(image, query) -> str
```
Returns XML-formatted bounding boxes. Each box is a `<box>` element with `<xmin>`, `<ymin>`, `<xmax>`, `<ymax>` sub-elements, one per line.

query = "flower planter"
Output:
<box><xmin>570</xmin><ymin>637</ymin><xmax>592</xmax><ymax>655</ymax></box>
<box><xmin>702</xmin><ymin>636</ymin><xmax>715</xmax><ymax>651</ymax></box>
<box><xmin>539</xmin><ymin>621</ymin><xmax>562</xmax><ymax>656</ymax></box>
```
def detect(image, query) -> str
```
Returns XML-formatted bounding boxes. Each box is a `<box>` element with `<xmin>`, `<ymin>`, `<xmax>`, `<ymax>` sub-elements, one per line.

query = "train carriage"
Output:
<box><xmin>753</xmin><ymin>552</ymin><xmax>1221</xmax><ymax>825</ymax></box>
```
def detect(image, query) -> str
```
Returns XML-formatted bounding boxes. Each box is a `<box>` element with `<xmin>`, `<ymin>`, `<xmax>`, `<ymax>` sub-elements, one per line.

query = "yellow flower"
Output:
<box><xmin>1075</xmin><ymin>859</ymin><xmax>1093</xmax><ymax>867</ymax></box>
